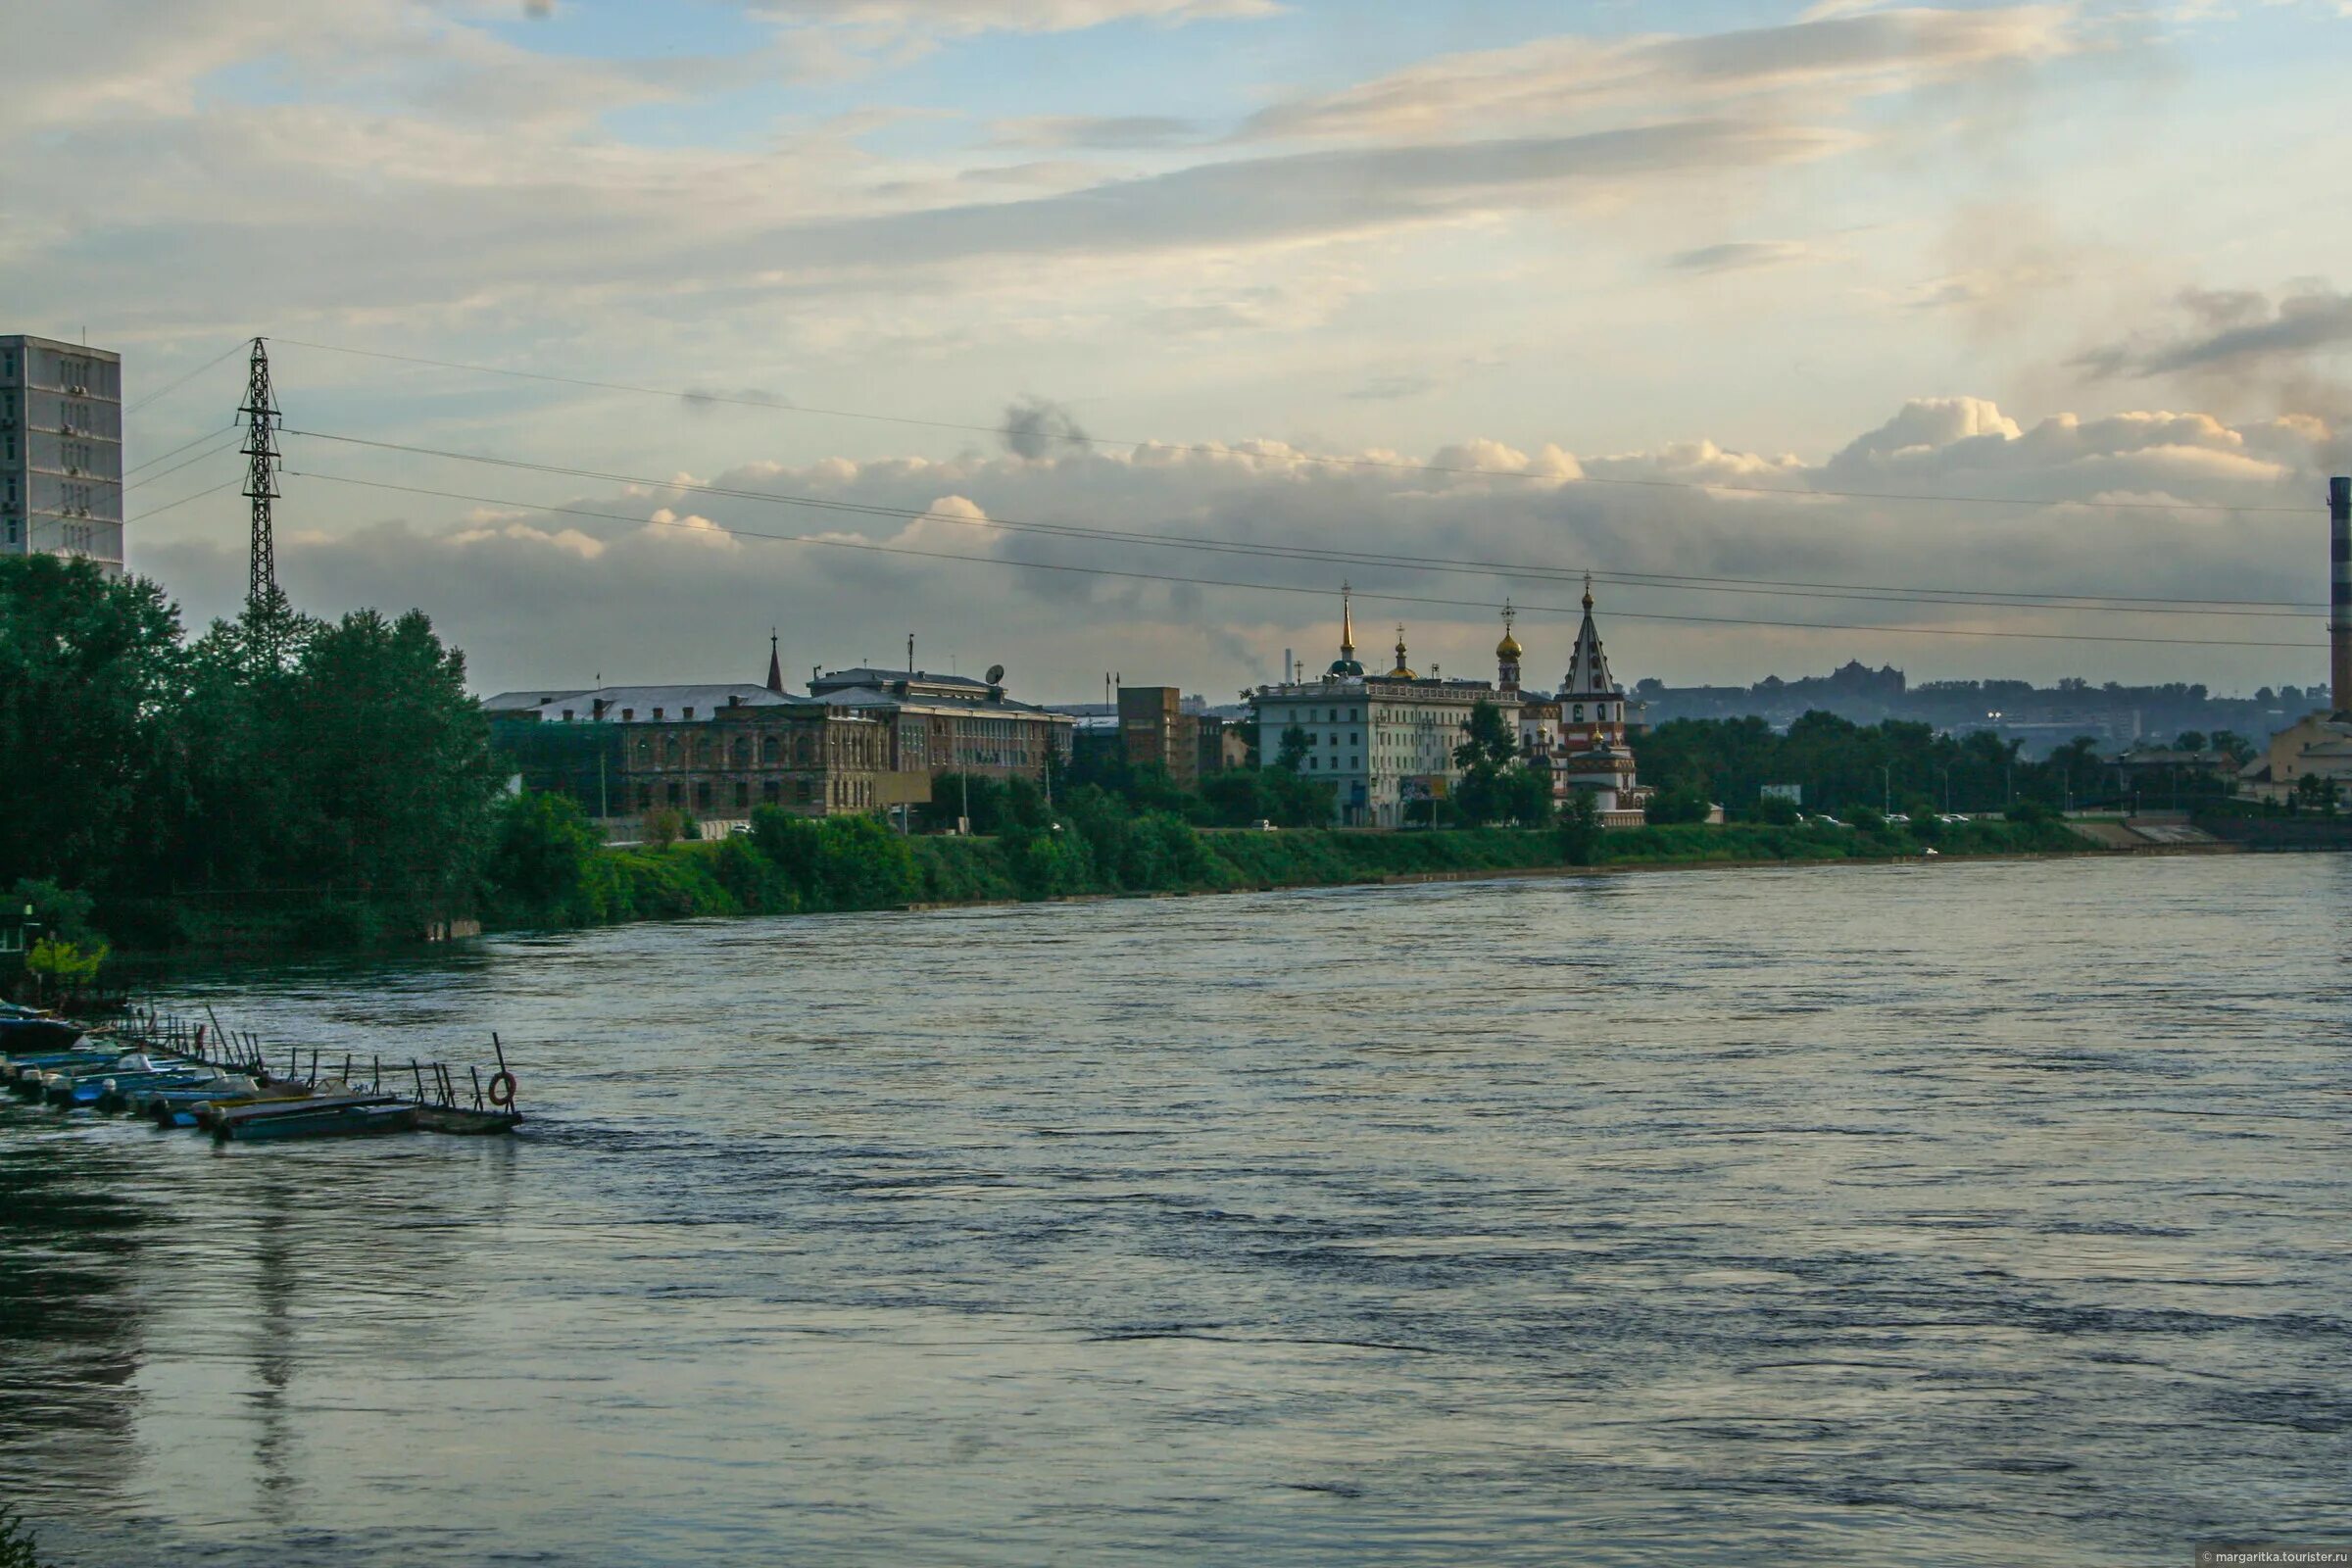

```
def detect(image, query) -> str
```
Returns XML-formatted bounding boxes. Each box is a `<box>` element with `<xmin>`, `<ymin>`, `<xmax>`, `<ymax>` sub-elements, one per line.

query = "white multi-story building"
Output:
<box><xmin>0</xmin><ymin>335</ymin><xmax>123</xmax><ymax>575</ymax></box>
<box><xmin>1251</xmin><ymin>592</ymin><xmax>1518</xmax><ymax>827</ymax></box>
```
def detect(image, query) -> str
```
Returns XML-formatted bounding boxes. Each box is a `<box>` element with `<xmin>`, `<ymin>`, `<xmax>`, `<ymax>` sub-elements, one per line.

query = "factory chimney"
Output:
<box><xmin>2333</xmin><ymin>476</ymin><xmax>2351</xmax><ymax>717</ymax></box>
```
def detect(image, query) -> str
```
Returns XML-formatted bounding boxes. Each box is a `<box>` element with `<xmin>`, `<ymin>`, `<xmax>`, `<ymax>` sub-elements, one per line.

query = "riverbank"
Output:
<box><xmin>99</xmin><ymin>808</ymin><xmax>2313</xmax><ymax>962</ymax></box>
<box><xmin>491</xmin><ymin>813</ymin><xmax>2112</xmax><ymax>935</ymax></box>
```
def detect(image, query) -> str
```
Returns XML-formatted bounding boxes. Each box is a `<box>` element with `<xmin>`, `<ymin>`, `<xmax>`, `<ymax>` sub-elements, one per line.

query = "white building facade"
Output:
<box><xmin>1</xmin><ymin>335</ymin><xmax>124</xmax><ymax>575</ymax></box>
<box><xmin>1251</xmin><ymin>597</ymin><xmax>1518</xmax><ymax>827</ymax></box>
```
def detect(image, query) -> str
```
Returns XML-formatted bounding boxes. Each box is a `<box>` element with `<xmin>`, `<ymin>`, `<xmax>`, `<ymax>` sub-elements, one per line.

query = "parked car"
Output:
<box><xmin>1249</xmin><ymin>818</ymin><xmax>1278</xmax><ymax>831</ymax></box>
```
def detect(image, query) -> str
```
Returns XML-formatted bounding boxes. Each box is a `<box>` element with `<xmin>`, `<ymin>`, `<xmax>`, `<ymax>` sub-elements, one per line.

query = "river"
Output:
<box><xmin>3</xmin><ymin>854</ymin><xmax>2347</xmax><ymax>1566</ymax></box>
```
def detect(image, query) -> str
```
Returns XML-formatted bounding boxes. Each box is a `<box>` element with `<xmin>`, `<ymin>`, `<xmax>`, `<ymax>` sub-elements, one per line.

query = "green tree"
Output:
<box><xmin>1557</xmin><ymin>792</ymin><xmax>1603</xmax><ymax>865</ymax></box>
<box><xmin>1451</xmin><ymin>700</ymin><xmax>1532</xmax><ymax>825</ymax></box>
<box><xmin>273</xmin><ymin>609</ymin><xmax>503</xmax><ymax>919</ymax></box>
<box><xmin>641</xmin><ymin>808</ymin><xmax>683</xmax><ymax>850</ymax></box>
<box><xmin>0</xmin><ymin>556</ymin><xmax>185</xmax><ymax>890</ymax></box>
<box><xmin>2177</xmin><ymin>730</ymin><xmax>2207</xmax><ymax>754</ymax></box>
<box><xmin>1274</xmin><ymin>723</ymin><xmax>1313</xmax><ymax>771</ymax></box>
<box><xmin>24</xmin><ymin>936</ymin><xmax>106</xmax><ymax>999</ymax></box>
<box><xmin>1751</xmin><ymin>793</ymin><xmax>1801</xmax><ymax>826</ymax></box>
<box><xmin>2293</xmin><ymin>772</ymin><xmax>2340</xmax><ymax>815</ymax></box>
<box><xmin>1</xmin><ymin>1502</ymin><xmax>55</xmax><ymax>1568</ymax></box>
<box><xmin>1645</xmin><ymin>786</ymin><xmax>1712</xmax><ymax>824</ymax></box>
<box><xmin>1451</xmin><ymin>700</ymin><xmax>1519</xmax><ymax>773</ymax></box>
<box><xmin>485</xmin><ymin>792</ymin><xmax>609</xmax><ymax>924</ymax></box>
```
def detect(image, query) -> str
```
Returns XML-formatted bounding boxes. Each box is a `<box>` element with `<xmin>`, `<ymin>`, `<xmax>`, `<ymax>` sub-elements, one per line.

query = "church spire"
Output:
<box><xmin>1565</xmin><ymin>578</ymin><xmax>1615</xmax><ymax>697</ymax></box>
<box><xmin>1389</xmin><ymin>624</ymin><xmax>1416</xmax><ymax>680</ymax></box>
<box><xmin>1496</xmin><ymin>600</ymin><xmax>1523</xmax><ymax>695</ymax></box>
<box><xmin>1325</xmin><ymin>581</ymin><xmax>1366</xmax><ymax>677</ymax></box>
<box><xmin>765</xmin><ymin>627</ymin><xmax>784</xmax><ymax>694</ymax></box>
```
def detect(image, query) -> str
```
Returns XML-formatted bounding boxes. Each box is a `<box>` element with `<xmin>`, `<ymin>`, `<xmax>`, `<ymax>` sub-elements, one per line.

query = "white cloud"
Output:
<box><xmin>131</xmin><ymin>392</ymin><xmax>2338</xmax><ymax>700</ymax></box>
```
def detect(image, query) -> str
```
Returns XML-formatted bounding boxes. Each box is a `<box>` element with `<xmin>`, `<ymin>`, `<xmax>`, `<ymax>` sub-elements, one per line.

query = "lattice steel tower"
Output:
<box><xmin>238</xmin><ymin>336</ymin><xmax>283</xmax><ymax>620</ymax></box>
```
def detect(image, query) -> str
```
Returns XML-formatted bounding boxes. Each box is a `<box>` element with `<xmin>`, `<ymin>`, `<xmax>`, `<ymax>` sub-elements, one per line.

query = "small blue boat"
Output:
<box><xmin>90</xmin><ymin>1070</ymin><xmax>225</xmax><ymax>1112</ymax></box>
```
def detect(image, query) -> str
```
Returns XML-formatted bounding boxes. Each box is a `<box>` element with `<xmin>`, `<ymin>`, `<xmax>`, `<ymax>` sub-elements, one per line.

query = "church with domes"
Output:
<box><xmin>1507</xmin><ymin>581</ymin><xmax>1652</xmax><ymax>821</ymax></box>
<box><xmin>1250</xmin><ymin>580</ymin><xmax>1651</xmax><ymax>827</ymax></box>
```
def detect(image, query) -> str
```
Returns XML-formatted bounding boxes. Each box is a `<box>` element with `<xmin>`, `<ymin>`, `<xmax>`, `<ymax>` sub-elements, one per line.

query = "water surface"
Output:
<box><xmin>3</xmin><ymin>855</ymin><xmax>2347</xmax><ymax>1565</ymax></box>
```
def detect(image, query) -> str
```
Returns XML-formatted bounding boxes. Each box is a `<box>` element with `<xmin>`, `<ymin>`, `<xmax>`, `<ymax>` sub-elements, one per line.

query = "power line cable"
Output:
<box><xmin>278</xmin><ymin>425</ymin><xmax>2328</xmax><ymax>618</ymax></box>
<box><xmin>122</xmin><ymin>423</ymin><xmax>239</xmax><ymax>480</ymax></box>
<box><xmin>121</xmin><ymin>433</ymin><xmax>244</xmax><ymax>494</ymax></box>
<box><xmin>123</xmin><ymin>341</ymin><xmax>247</xmax><ymax>416</ymax></box>
<box><xmin>127</xmin><ymin>477</ymin><xmax>242</xmax><ymax>524</ymax></box>
<box><xmin>271</xmin><ymin>336</ymin><xmax>2315</xmax><ymax>517</ymax></box>
<box><xmin>284</xmin><ymin>467</ymin><xmax>2328</xmax><ymax>653</ymax></box>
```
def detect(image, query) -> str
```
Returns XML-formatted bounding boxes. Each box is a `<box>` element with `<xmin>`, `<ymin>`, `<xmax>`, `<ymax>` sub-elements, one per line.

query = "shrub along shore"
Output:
<box><xmin>478</xmin><ymin>795</ymin><xmax>2110</xmax><ymax>934</ymax></box>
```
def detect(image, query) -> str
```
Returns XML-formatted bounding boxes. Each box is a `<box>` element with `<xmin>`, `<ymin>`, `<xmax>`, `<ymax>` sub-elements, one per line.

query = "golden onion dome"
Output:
<box><xmin>1496</xmin><ymin>630</ymin><xmax>1524</xmax><ymax>661</ymax></box>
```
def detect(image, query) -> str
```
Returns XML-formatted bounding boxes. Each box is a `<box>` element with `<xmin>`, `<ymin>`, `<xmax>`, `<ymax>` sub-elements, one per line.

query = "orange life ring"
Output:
<box><xmin>486</xmin><ymin>1071</ymin><xmax>517</xmax><ymax>1108</ymax></box>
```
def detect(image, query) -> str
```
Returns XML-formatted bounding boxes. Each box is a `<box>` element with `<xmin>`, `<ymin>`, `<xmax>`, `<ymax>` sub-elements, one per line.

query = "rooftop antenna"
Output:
<box><xmin>238</xmin><ymin>337</ymin><xmax>289</xmax><ymax>646</ymax></box>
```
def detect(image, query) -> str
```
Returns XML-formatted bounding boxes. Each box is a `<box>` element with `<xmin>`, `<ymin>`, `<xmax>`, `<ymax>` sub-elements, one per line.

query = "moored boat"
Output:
<box><xmin>93</xmin><ymin>1070</ymin><xmax>233</xmax><ymax>1113</ymax></box>
<box><xmin>4</xmin><ymin>1050</ymin><xmax>121</xmax><ymax>1091</ymax></box>
<box><xmin>213</xmin><ymin>1097</ymin><xmax>416</xmax><ymax>1143</ymax></box>
<box><xmin>0</xmin><ymin>1011</ymin><xmax>83</xmax><ymax>1054</ymax></box>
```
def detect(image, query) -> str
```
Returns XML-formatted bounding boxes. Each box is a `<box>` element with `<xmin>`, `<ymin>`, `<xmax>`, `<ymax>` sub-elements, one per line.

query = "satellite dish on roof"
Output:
<box><xmin>985</xmin><ymin>663</ymin><xmax>1005</xmax><ymax>685</ymax></box>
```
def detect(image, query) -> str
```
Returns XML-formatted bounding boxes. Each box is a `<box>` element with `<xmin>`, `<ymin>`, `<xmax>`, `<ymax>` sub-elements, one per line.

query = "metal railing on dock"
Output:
<box><xmin>70</xmin><ymin>1004</ymin><xmax>529</xmax><ymax>1139</ymax></box>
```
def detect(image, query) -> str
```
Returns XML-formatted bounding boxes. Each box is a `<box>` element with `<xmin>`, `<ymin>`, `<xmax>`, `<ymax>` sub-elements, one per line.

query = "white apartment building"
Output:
<box><xmin>1</xmin><ymin>335</ymin><xmax>124</xmax><ymax>575</ymax></box>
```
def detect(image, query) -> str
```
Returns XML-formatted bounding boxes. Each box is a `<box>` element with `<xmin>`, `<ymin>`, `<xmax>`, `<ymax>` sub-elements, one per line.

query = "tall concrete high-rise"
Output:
<box><xmin>2330</xmin><ymin>476</ymin><xmax>2350</xmax><ymax>716</ymax></box>
<box><xmin>0</xmin><ymin>335</ymin><xmax>124</xmax><ymax>575</ymax></box>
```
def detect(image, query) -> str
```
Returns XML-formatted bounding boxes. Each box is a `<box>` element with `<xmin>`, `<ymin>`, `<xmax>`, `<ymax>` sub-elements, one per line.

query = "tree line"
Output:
<box><xmin>0</xmin><ymin>556</ymin><xmax>502</xmax><ymax>955</ymax></box>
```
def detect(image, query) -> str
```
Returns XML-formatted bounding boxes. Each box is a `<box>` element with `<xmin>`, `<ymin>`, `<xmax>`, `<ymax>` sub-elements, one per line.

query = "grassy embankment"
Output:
<box><xmin>508</xmin><ymin>812</ymin><xmax>2100</xmax><ymax>931</ymax></box>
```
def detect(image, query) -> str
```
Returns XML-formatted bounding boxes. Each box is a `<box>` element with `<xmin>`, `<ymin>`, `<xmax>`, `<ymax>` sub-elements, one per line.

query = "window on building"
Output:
<box><xmin>734</xmin><ymin>780</ymin><xmax>750</xmax><ymax>809</ymax></box>
<box><xmin>695</xmin><ymin>781</ymin><xmax>712</xmax><ymax>809</ymax></box>
<box><xmin>666</xmin><ymin>782</ymin><xmax>682</xmax><ymax>807</ymax></box>
<box><xmin>653</xmin><ymin>708</ymin><xmax>664</xmax><ymax>720</ymax></box>
<box><xmin>561</xmin><ymin>710</ymin><xmax>573</xmax><ymax>721</ymax></box>
<box><xmin>621</xmin><ymin>709</ymin><xmax>633</xmax><ymax>722</ymax></box>
<box><xmin>762</xmin><ymin>735</ymin><xmax>780</xmax><ymax>764</ymax></box>
<box><xmin>683</xmin><ymin>707</ymin><xmax>695</xmax><ymax>720</ymax></box>
<box><xmin>798</xmin><ymin>779</ymin><xmax>814</xmax><ymax>803</ymax></box>
<box><xmin>763</xmin><ymin>780</ymin><xmax>780</xmax><ymax>804</ymax></box>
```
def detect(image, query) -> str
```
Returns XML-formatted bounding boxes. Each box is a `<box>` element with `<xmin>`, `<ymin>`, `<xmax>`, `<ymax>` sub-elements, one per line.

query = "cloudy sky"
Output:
<box><xmin>15</xmin><ymin>0</ymin><xmax>2352</xmax><ymax>700</ymax></box>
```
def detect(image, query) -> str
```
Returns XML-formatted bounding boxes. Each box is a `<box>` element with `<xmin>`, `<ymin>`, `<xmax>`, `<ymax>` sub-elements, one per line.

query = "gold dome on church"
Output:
<box><xmin>1390</xmin><ymin>626</ymin><xmax>1416</xmax><ymax>680</ymax></box>
<box><xmin>1496</xmin><ymin>629</ymin><xmax>1523</xmax><ymax>661</ymax></box>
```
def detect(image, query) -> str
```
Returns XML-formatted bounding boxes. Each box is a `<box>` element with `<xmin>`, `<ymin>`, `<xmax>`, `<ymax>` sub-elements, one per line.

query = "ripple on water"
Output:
<box><xmin>3</xmin><ymin>855</ymin><xmax>2348</xmax><ymax>1567</ymax></box>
